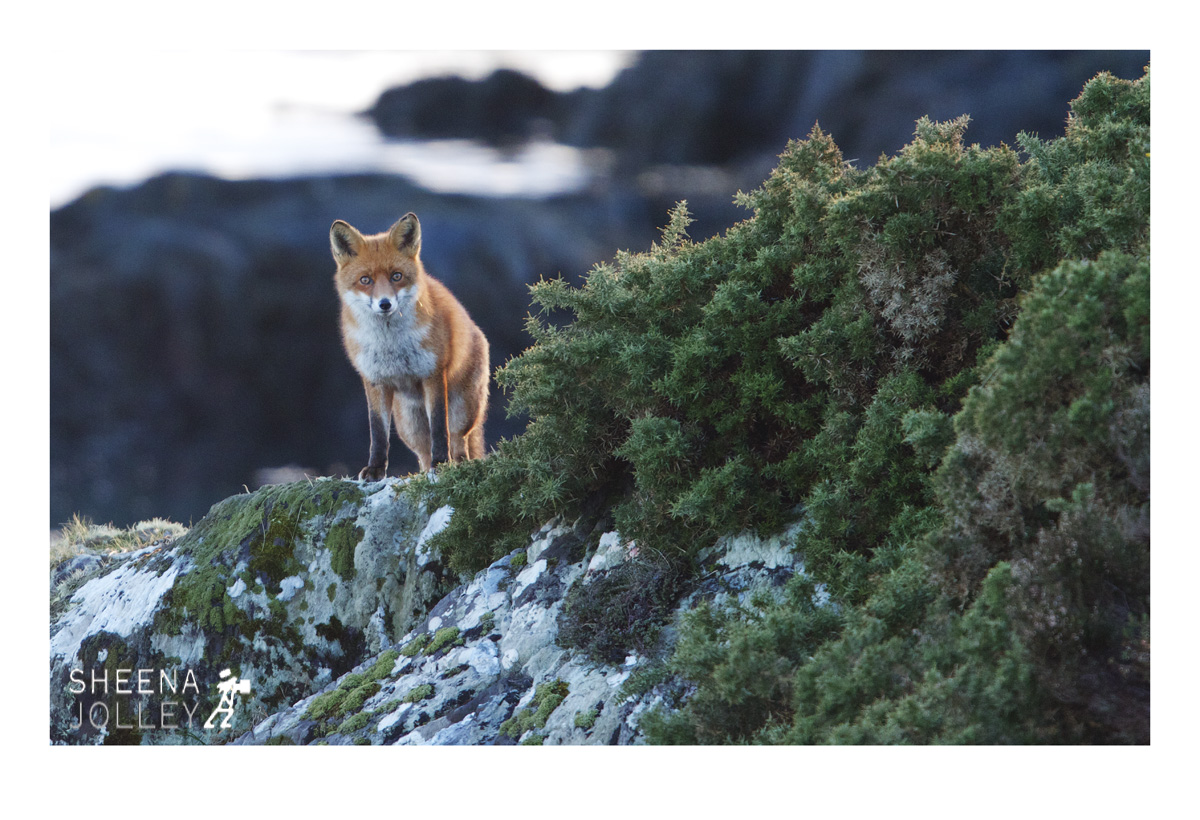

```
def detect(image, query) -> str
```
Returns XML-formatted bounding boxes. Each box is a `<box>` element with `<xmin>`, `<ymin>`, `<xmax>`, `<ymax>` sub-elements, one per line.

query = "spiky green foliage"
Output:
<box><xmin>427</xmin><ymin>114</ymin><xmax>1027</xmax><ymax>583</ymax></box>
<box><xmin>648</xmin><ymin>69</ymin><xmax>1150</xmax><ymax>745</ymax></box>
<box><xmin>426</xmin><ymin>67</ymin><xmax>1149</xmax><ymax>743</ymax></box>
<box><xmin>1006</xmin><ymin>68</ymin><xmax>1150</xmax><ymax>272</ymax></box>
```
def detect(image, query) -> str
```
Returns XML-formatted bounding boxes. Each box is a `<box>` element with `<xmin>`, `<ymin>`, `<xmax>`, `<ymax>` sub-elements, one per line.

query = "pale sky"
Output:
<box><xmin>47</xmin><ymin>51</ymin><xmax>632</xmax><ymax>207</ymax></box>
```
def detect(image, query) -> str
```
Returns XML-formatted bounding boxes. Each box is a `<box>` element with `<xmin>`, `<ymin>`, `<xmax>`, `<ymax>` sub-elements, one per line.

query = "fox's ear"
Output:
<box><xmin>387</xmin><ymin>212</ymin><xmax>421</xmax><ymax>255</ymax></box>
<box><xmin>330</xmin><ymin>220</ymin><xmax>364</xmax><ymax>262</ymax></box>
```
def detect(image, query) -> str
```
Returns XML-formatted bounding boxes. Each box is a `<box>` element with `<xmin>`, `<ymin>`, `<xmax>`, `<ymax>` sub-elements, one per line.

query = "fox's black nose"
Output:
<box><xmin>378</xmin><ymin>298</ymin><xmax>392</xmax><ymax>312</ymax></box>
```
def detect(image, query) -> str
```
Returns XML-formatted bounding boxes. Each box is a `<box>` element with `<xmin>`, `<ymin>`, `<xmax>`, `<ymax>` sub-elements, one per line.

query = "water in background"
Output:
<box><xmin>48</xmin><ymin>50</ymin><xmax>632</xmax><ymax>208</ymax></box>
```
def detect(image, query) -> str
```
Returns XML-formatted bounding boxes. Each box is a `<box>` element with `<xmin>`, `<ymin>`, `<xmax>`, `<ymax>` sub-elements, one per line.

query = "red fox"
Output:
<box><xmin>331</xmin><ymin>212</ymin><xmax>489</xmax><ymax>479</ymax></box>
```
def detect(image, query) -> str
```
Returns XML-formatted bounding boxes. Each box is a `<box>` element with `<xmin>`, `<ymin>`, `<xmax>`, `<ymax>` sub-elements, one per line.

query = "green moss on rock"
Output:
<box><xmin>399</xmin><ymin>634</ymin><xmax>429</xmax><ymax>656</ymax></box>
<box><xmin>500</xmin><ymin>679</ymin><xmax>569</xmax><ymax>739</ymax></box>
<box><xmin>152</xmin><ymin>479</ymin><xmax>365</xmax><ymax>650</ymax></box>
<box><xmin>337</xmin><ymin>712</ymin><xmax>371</xmax><ymax>734</ymax></box>
<box><xmin>402</xmin><ymin>684</ymin><xmax>434</xmax><ymax>703</ymax></box>
<box><xmin>574</xmin><ymin>708</ymin><xmax>599</xmax><ymax>730</ymax></box>
<box><xmin>304</xmin><ymin>688</ymin><xmax>348</xmax><ymax>722</ymax></box>
<box><xmin>424</xmin><ymin>626</ymin><xmax>462</xmax><ymax>656</ymax></box>
<box><xmin>363</xmin><ymin>649</ymin><xmax>401</xmax><ymax>681</ymax></box>
<box><xmin>326</xmin><ymin>520</ymin><xmax>365</xmax><ymax>581</ymax></box>
<box><xmin>341</xmin><ymin>681</ymin><xmax>380</xmax><ymax>712</ymax></box>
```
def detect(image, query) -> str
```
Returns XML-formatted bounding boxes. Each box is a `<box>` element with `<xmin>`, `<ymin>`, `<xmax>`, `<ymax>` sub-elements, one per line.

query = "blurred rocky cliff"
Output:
<box><xmin>50</xmin><ymin>49</ymin><xmax>1148</xmax><ymax>528</ymax></box>
<box><xmin>368</xmin><ymin>51</ymin><xmax>1150</xmax><ymax>170</ymax></box>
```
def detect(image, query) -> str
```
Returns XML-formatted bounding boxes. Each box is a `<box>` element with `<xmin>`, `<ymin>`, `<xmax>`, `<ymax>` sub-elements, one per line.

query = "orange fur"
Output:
<box><xmin>331</xmin><ymin>213</ymin><xmax>489</xmax><ymax>478</ymax></box>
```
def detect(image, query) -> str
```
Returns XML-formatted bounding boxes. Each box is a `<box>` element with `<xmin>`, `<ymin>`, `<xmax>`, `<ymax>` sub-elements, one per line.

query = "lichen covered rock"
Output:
<box><xmin>231</xmin><ymin>511</ymin><xmax>820</xmax><ymax>746</ymax></box>
<box><xmin>50</xmin><ymin>477</ymin><xmax>449</xmax><ymax>744</ymax></box>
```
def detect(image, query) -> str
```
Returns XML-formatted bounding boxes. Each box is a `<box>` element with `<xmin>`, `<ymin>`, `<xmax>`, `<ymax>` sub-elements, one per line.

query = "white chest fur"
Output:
<box><xmin>345</xmin><ymin>305</ymin><xmax>438</xmax><ymax>386</ymax></box>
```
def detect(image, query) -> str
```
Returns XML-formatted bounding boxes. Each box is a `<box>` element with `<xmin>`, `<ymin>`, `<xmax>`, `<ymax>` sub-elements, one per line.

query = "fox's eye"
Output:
<box><xmin>359</xmin><ymin>276</ymin><xmax>371</xmax><ymax>285</ymax></box>
<box><xmin>391</xmin><ymin>271</ymin><xmax>404</xmax><ymax>282</ymax></box>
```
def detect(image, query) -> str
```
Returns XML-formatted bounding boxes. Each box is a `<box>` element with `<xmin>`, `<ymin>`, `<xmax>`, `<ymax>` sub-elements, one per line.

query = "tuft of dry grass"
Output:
<box><xmin>50</xmin><ymin>514</ymin><xmax>187</xmax><ymax>569</ymax></box>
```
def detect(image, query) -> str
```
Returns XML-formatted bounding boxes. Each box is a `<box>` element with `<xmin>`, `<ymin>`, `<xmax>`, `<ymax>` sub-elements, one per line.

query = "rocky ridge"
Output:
<box><xmin>49</xmin><ymin>477</ymin><xmax>816</xmax><ymax>745</ymax></box>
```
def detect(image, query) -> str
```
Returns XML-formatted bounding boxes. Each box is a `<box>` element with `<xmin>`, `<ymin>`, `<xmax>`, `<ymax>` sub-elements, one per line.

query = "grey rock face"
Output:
<box><xmin>50</xmin><ymin>472</ymin><xmax>821</xmax><ymax>746</ymax></box>
<box><xmin>231</xmin><ymin>512</ymin><xmax>821</xmax><ymax>746</ymax></box>
<box><xmin>49</xmin><ymin>477</ymin><xmax>449</xmax><ymax>745</ymax></box>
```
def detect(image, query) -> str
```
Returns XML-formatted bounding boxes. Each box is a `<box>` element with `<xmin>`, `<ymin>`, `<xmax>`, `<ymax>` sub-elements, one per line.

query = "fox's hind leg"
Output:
<box><xmin>447</xmin><ymin>350</ymin><xmax>489</xmax><ymax>463</ymax></box>
<box><xmin>424</xmin><ymin>375</ymin><xmax>449</xmax><ymax>467</ymax></box>
<box><xmin>466</xmin><ymin>424</ymin><xmax>486</xmax><ymax>460</ymax></box>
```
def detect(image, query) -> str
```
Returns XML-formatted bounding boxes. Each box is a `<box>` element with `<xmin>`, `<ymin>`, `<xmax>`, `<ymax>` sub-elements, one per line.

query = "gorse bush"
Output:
<box><xmin>425</xmin><ymin>117</ymin><xmax>1026</xmax><ymax>583</ymax></box>
<box><xmin>419</xmin><ymin>67</ymin><xmax>1149</xmax><ymax>743</ymax></box>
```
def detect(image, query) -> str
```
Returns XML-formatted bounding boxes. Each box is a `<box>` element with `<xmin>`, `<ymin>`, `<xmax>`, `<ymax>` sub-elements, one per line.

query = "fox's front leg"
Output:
<box><xmin>394</xmin><ymin>383</ymin><xmax>434</xmax><ymax>473</ymax></box>
<box><xmin>359</xmin><ymin>381</ymin><xmax>394</xmax><ymax>481</ymax></box>
<box><xmin>424</xmin><ymin>374</ymin><xmax>449</xmax><ymax>468</ymax></box>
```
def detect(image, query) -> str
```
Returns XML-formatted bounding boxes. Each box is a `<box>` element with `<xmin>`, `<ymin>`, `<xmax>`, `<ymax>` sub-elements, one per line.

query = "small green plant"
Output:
<box><xmin>574</xmin><ymin>708</ymin><xmax>599</xmax><ymax>730</ymax></box>
<box><xmin>304</xmin><ymin>688</ymin><xmax>348</xmax><ymax>722</ymax></box>
<box><xmin>363</xmin><ymin>649</ymin><xmax>400</xmax><ymax>681</ymax></box>
<box><xmin>617</xmin><ymin>662</ymin><xmax>669</xmax><ymax>701</ymax></box>
<box><xmin>500</xmin><ymin>680</ymin><xmax>570</xmax><ymax>739</ymax></box>
<box><xmin>372</xmin><ymin>699</ymin><xmax>403</xmax><ymax>716</ymax></box>
<box><xmin>424</xmin><ymin>626</ymin><xmax>462</xmax><ymax>655</ymax></box>
<box><xmin>399</xmin><ymin>634</ymin><xmax>429</xmax><ymax>656</ymax></box>
<box><xmin>336</xmin><ymin>712</ymin><xmax>370</xmax><ymax>734</ymax></box>
<box><xmin>340</xmin><ymin>681</ymin><xmax>380</xmax><ymax>712</ymax></box>
<box><xmin>402</xmin><ymin>684</ymin><xmax>434</xmax><ymax>703</ymax></box>
<box><xmin>303</xmin><ymin>648</ymin><xmax>401</xmax><ymax>727</ymax></box>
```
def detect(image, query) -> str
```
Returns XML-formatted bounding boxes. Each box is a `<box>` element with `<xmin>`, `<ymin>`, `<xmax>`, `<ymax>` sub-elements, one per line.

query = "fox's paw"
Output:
<box><xmin>358</xmin><ymin>465</ymin><xmax>386</xmax><ymax>481</ymax></box>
